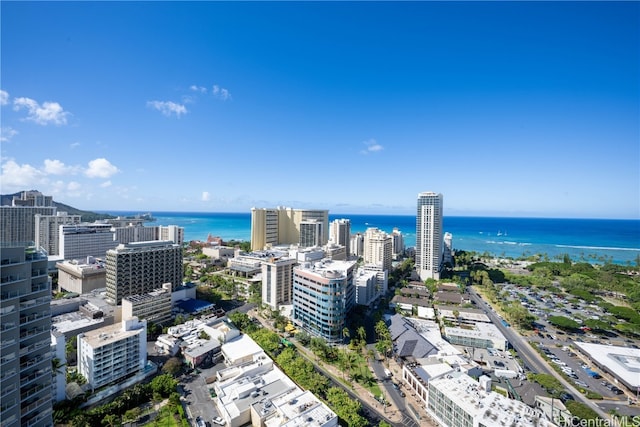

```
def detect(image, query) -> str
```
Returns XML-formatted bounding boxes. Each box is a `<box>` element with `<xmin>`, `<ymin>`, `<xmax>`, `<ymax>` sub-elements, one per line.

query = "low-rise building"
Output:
<box><xmin>56</xmin><ymin>258</ymin><xmax>107</xmax><ymax>294</ymax></box>
<box><xmin>212</xmin><ymin>335</ymin><xmax>338</xmax><ymax>427</ymax></box>
<box><xmin>444</xmin><ymin>322</ymin><xmax>508</xmax><ymax>351</ymax></box>
<box><xmin>428</xmin><ymin>373</ymin><xmax>557</xmax><ymax>427</ymax></box>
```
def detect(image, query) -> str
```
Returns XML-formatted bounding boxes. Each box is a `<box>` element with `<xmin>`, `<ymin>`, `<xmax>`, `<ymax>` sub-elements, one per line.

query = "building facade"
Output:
<box><xmin>34</xmin><ymin>212</ymin><xmax>82</xmax><ymax>256</ymax></box>
<box><xmin>59</xmin><ymin>223</ymin><xmax>118</xmax><ymax>261</ymax></box>
<box><xmin>363</xmin><ymin>227</ymin><xmax>393</xmax><ymax>272</ymax></box>
<box><xmin>250</xmin><ymin>207</ymin><xmax>329</xmax><ymax>250</ymax></box>
<box><xmin>105</xmin><ymin>241</ymin><xmax>183</xmax><ymax>305</ymax></box>
<box><xmin>158</xmin><ymin>225</ymin><xmax>184</xmax><ymax>246</ymax></box>
<box><xmin>261</xmin><ymin>256</ymin><xmax>297</xmax><ymax>310</ymax></box>
<box><xmin>329</xmin><ymin>218</ymin><xmax>351</xmax><ymax>255</ymax></box>
<box><xmin>391</xmin><ymin>227</ymin><xmax>405</xmax><ymax>259</ymax></box>
<box><xmin>292</xmin><ymin>259</ymin><xmax>356</xmax><ymax>342</ymax></box>
<box><xmin>56</xmin><ymin>258</ymin><xmax>107</xmax><ymax>294</ymax></box>
<box><xmin>443</xmin><ymin>232</ymin><xmax>453</xmax><ymax>266</ymax></box>
<box><xmin>299</xmin><ymin>220</ymin><xmax>323</xmax><ymax>247</ymax></box>
<box><xmin>0</xmin><ymin>246</ymin><xmax>53</xmax><ymax>427</ymax></box>
<box><xmin>122</xmin><ymin>285</ymin><xmax>173</xmax><ymax>325</ymax></box>
<box><xmin>77</xmin><ymin>317</ymin><xmax>147</xmax><ymax>389</ymax></box>
<box><xmin>416</xmin><ymin>192</ymin><xmax>443</xmax><ymax>281</ymax></box>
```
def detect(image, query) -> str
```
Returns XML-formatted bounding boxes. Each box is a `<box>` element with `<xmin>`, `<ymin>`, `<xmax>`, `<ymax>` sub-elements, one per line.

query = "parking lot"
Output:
<box><xmin>179</xmin><ymin>362</ymin><xmax>226</xmax><ymax>426</ymax></box>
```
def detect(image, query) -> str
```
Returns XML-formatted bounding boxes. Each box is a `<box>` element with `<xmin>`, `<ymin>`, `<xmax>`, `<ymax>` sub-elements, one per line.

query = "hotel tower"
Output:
<box><xmin>416</xmin><ymin>192</ymin><xmax>443</xmax><ymax>281</ymax></box>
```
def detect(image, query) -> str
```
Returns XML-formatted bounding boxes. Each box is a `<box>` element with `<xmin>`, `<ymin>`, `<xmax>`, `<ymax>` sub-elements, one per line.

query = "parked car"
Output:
<box><xmin>212</xmin><ymin>417</ymin><xmax>225</xmax><ymax>426</ymax></box>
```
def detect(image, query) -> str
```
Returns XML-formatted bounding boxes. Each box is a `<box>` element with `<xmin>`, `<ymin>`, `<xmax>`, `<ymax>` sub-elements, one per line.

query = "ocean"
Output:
<box><xmin>103</xmin><ymin>211</ymin><xmax>640</xmax><ymax>265</ymax></box>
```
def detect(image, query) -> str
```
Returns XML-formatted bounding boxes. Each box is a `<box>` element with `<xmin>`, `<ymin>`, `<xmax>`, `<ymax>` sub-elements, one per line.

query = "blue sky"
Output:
<box><xmin>1</xmin><ymin>2</ymin><xmax>638</xmax><ymax>219</ymax></box>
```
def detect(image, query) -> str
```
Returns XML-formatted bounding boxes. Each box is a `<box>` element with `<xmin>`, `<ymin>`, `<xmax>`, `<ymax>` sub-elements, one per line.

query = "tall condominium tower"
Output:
<box><xmin>416</xmin><ymin>192</ymin><xmax>443</xmax><ymax>281</ymax></box>
<box><xmin>250</xmin><ymin>207</ymin><xmax>329</xmax><ymax>250</ymax></box>
<box><xmin>329</xmin><ymin>218</ymin><xmax>351</xmax><ymax>255</ymax></box>
<box><xmin>1</xmin><ymin>191</ymin><xmax>57</xmax><ymax>245</ymax></box>
<box><xmin>261</xmin><ymin>255</ymin><xmax>297</xmax><ymax>310</ymax></box>
<box><xmin>391</xmin><ymin>227</ymin><xmax>405</xmax><ymax>260</ymax></box>
<box><xmin>158</xmin><ymin>225</ymin><xmax>184</xmax><ymax>246</ymax></box>
<box><xmin>299</xmin><ymin>220</ymin><xmax>323</xmax><ymax>247</ymax></box>
<box><xmin>34</xmin><ymin>212</ymin><xmax>82</xmax><ymax>256</ymax></box>
<box><xmin>363</xmin><ymin>227</ymin><xmax>392</xmax><ymax>272</ymax></box>
<box><xmin>0</xmin><ymin>246</ymin><xmax>53</xmax><ymax>427</ymax></box>
<box><xmin>105</xmin><ymin>241</ymin><xmax>183</xmax><ymax>305</ymax></box>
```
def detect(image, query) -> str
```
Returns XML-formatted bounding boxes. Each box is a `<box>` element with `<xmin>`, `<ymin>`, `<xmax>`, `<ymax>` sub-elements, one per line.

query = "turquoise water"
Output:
<box><xmin>103</xmin><ymin>211</ymin><xmax>640</xmax><ymax>265</ymax></box>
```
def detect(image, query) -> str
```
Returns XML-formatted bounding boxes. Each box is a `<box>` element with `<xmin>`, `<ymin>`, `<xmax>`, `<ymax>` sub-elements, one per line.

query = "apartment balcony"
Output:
<box><xmin>19</xmin><ymin>312</ymin><xmax>49</xmax><ymax>327</ymax></box>
<box><xmin>19</xmin><ymin>339</ymin><xmax>50</xmax><ymax>357</ymax></box>
<box><xmin>20</xmin><ymin>383</ymin><xmax>49</xmax><ymax>401</ymax></box>
<box><xmin>24</xmin><ymin>406</ymin><xmax>52</xmax><ymax>427</ymax></box>
<box><xmin>20</xmin><ymin>353</ymin><xmax>48</xmax><ymax>370</ymax></box>
<box><xmin>19</xmin><ymin>326</ymin><xmax>49</xmax><ymax>340</ymax></box>
<box><xmin>21</xmin><ymin>396</ymin><xmax>50</xmax><ymax>418</ymax></box>
<box><xmin>20</xmin><ymin>367</ymin><xmax>51</xmax><ymax>388</ymax></box>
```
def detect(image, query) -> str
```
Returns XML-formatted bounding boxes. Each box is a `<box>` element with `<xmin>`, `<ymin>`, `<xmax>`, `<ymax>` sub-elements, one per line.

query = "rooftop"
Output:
<box><xmin>574</xmin><ymin>341</ymin><xmax>640</xmax><ymax>388</ymax></box>
<box><xmin>81</xmin><ymin>318</ymin><xmax>145</xmax><ymax>348</ymax></box>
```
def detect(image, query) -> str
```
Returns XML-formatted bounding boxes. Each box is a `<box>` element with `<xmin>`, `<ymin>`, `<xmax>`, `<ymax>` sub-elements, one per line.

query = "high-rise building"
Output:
<box><xmin>34</xmin><ymin>212</ymin><xmax>82</xmax><ymax>256</ymax></box>
<box><xmin>416</xmin><ymin>192</ymin><xmax>443</xmax><ymax>281</ymax></box>
<box><xmin>299</xmin><ymin>220</ymin><xmax>323</xmax><ymax>247</ymax></box>
<box><xmin>261</xmin><ymin>256</ymin><xmax>297</xmax><ymax>310</ymax></box>
<box><xmin>292</xmin><ymin>259</ymin><xmax>356</xmax><ymax>342</ymax></box>
<box><xmin>350</xmin><ymin>232</ymin><xmax>364</xmax><ymax>258</ymax></box>
<box><xmin>329</xmin><ymin>218</ymin><xmax>351</xmax><ymax>255</ymax></box>
<box><xmin>158</xmin><ymin>225</ymin><xmax>184</xmax><ymax>246</ymax></box>
<box><xmin>250</xmin><ymin>207</ymin><xmax>328</xmax><ymax>250</ymax></box>
<box><xmin>443</xmin><ymin>232</ymin><xmax>453</xmax><ymax>265</ymax></box>
<box><xmin>59</xmin><ymin>223</ymin><xmax>118</xmax><ymax>261</ymax></box>
<box><xmin>112</xmin><ymin>224</ymin><xmax>158</xmax><ymax>245</ymax></box>
<box><xmin>1</xmin><ymin>207</ymin><xmax>57</xmax><ymax>246</ymax></box>
<box><xmin>391</xmin><ymin>227</ymin><xmax>405</xmax><ymax>260</ymax></box>
<box><xmin>0</xmin><ymin>246</ymin><xmax>53</xmax><ymax>427</ymax></box>
<box><xmin>105</xmin><ymin>241</ymin><xmax>183</xmax><ymax>305</ymax></box>
<box><xmin>363</xmin><ymin>227</ymin><xmax>393</xmax><ymax>272</ymax></box>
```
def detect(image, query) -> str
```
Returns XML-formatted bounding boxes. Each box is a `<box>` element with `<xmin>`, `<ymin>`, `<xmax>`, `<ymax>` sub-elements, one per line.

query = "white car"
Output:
<box><xmin>212</xmin><ymin>417</ymin><xmax>225</xmax><ymax>426</ymax></box>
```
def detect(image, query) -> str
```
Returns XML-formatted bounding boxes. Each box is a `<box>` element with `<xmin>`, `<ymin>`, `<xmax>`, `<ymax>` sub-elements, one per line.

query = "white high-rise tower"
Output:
<box><xmin>416</xmin><ymin>192</ymin><xmax>443</xmax><ymax>281</ymax></box>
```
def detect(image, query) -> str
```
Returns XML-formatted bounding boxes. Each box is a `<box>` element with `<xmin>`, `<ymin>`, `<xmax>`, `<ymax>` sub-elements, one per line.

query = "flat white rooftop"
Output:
<box><xmin>574</xmin><ymin>341</ymin><xmax>640</xmax><ymax>388</ymax></box>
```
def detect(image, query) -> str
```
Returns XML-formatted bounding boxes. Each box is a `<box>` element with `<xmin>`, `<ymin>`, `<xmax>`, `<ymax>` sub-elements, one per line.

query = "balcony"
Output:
<box><xmin>20</xmin><ymin>325</ymin><xmax>49</xmax><ymax>340</ymax></box>
<box><xmin>20</xmin><ymin>383</ymin><xmax>48</xmax><ymax>401</ymax></box>
<box><xmin>21</xmin><ymin>396</ymin><xmax>50</xmax><ymax>417</ymax></box>
<box><xmin>19</xmin><ymin>312</ymin><xmax>49</xmax><ymax>326</ymax></box>
<box><xmin>20</xmin><ymin>367</ymin><xmax>51</xmax><ymax>388</ymax></box>
<box><xmin>19</xmin><ymin>339</ymin><xmax>50</xmax><ymax>356</ymax></box>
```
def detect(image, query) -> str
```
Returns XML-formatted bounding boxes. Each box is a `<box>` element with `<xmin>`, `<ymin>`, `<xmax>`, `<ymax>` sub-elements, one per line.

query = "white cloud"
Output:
<box><xmin>146</xmin><ymin>100</ymin><xmax>187</xmax><ymax>117</ymax></box>
<box><xmin>100</xmin><ymin>180</ymin><xmax>112</xmax><ymax>188</ymax></box>
<box><xmin>212</xmin><ymin>85</ymin><xmax>231</xmax><ymax>101</ymax></box>
<box><xmin>44</xmin><ymin>159</ymin><xmax>78</xmax><ymax>175</ymax></box>
<box><xmin>0</xmin><ymin>90</ymin><xmax>9</xmax><ymax>106</ymax></box>
<box><xmin>190</xmin><ymin>85</ymin><xmax>207</xmax><ymax>94</ymax></box>
<box><xmin>70</xmin><ymin>142</ymin><xmax>81</xmax><ymax>149</ymax></box>
<box><xmin>0</xmin><ymin>159</ymin><xmax>47</xmax><ymax>190</ymax></box>
<box><xmin>201</xmin><ymin>191</ymin><xmax>211</xmax><ymax>202</ymax></box>
<box><xmin>0</xmin><ymin>127</ymin><xmax>18</xmax><ymax>142</ymax></box>
<box><xmin>85</xmin><ymin>158</ymin><xmax>120</xmax><ymax>178</ymax></box>
<box><xmin>360</xmin><ymin>138</ymin><xmax>384</xmax><ymax>154</ymax></box>
<box><xmin>13</xmin><ymin>97</ymin><xmax>69</xmax><ymax>125</ymax></box>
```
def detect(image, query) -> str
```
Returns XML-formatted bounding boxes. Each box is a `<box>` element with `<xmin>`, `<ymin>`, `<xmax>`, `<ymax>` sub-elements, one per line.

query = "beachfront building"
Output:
<box><xmin>299</xmin><ymin>219</ymin><xmax>324</xmax><ymax>247</ymax></box>
<box><xmin>427</xmin><ymin>373</ymin><xmax>556</xmax><ymax>427</ymax></box>
<box><xmin>77</xmin><ymin>317</ymin><xmax>147</xmax><ymax>389</ymax></box>
<box><xmin>34</xmin><ymin>212</ymin><xmax>82</xmax><ymax>256</ymax></box>
<box><xmin>250</xmin><ymin>207</ymin><xmax>329</xmax><ymax>251</ymax></box>
<box><xmin>329</xmin><ymin>218</ymin><xmax>351</xmax><ymax>255</ymax></box>
<box><xmin>443</xmin><ymin>232</ymin><xmax>453</xmax><ymax>265</ymax></box>
<box><xmin>292</xmin><ymin>259</ymin><xmax>356</xmax><ymax>342</ymax></box>
<box><xmin>0</xmin><ymin>245</ymin><xmax>53</xmax><ymax>427</ymax></box>
<box><xmin>158</xmin><ymin>225</ymin><xmax>184</xmax><ymax>245</ymax></box>
<box><xmin>350</xmin><ymin>232</ymin><xmax>364</xmax><ymax>258</ymax></box>
<box><xmin>363</xmin><ymin>227</ymin><xmax>393</xmax><ymax>272</ymax></box>
<box><xmin>391</xmin><ymin>227</ymin><xmax>405</xmax><ymax>259</ymax></box>
<box><xmin>59</xmin><ymin>223</ymin><xmax>118</xmax><ymax>261</ymax></box>
<box><xmin>416</xmin><ymin>192</ymin><xmax>443</xmax><ymax>281</ymax></box>
<box><xmin>56</xmin><ymin>258</ymin><xmax>107</xmax><ymax>294</ymax></box>
<box><xmin>261</xmin><ymin>255</ymin><xmax>297</xmax><ymax>311</ymax></box>
<box><xmin>105</xmin><ymin>241</ymin><xmax>183</xmax><ymax>305</ymax></box>
<box><xmin>112</xmin><ymin>224</ymin><xmax>157</xmax><ymax>245</ymax></box>
<box><xmin>121</xmin><ymin>284</ymin><xmax>173</xmax><ymax>325</ymax></box>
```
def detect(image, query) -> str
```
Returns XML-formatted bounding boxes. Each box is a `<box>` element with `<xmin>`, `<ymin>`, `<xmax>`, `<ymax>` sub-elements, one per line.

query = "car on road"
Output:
<box><xmin>575</xmin><ymin>380</ymin><xmax>589</xmax><ymax>388</ymax></box>
<box><xmin>196</xmin><ymin>417</ymin><xmax>206</xmax><ymax>427</ymax></box>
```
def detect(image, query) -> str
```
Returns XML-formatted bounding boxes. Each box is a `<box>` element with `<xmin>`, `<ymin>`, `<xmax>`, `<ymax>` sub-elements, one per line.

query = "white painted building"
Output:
<box><xmin>363</xmin><ymin>227</ymin><xmax>392</xmax><ymax>272</ymax></box>
<box><xmin>428</xmin><ymin>373</ymin><xmax>557</xmax><ymax>427</ymax></box>
<box><xmin>77</xmin><ymin>317</ymin><xmax>147</xmax><ymax>389</ymax></box>
<box><xmin>34</xmin><ymin>212</ymin><xmax>82</xmax><ymax>256</ymax></box>
<box><xmin>329</xmin><ymin>218</ymin><xmax>351</xmax><ymax>255</ymax></box>
<box><xmin>59</xmin><ymin>223</ymin><xmax>118</xmax><ymax>261</ymax></box>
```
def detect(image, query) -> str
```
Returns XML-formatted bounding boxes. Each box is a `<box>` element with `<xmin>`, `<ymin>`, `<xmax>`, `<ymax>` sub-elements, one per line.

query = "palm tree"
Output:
<box><xmin>453</xmin><ymin>310</ymin><xmax>460</xmax><ymax>327</ymax></box>
<box><xmin>342</xmin><ymin>327</ymin><xmax>350</xmax><ymax>344</ymax></box>
<box><xmin>357</xmin><ymin>326</ymin><xmax>366</xmax><ymax>345</ymax></box>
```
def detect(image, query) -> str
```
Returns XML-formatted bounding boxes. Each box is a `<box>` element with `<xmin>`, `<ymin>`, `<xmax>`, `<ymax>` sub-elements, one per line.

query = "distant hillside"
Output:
<box><xmin>1</xmin><ymin>191</ymin><xmax>116</xmax><ymax>222</ymax></box>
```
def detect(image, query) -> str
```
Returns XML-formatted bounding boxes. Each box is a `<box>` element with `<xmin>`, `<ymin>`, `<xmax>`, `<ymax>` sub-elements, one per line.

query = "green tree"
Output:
<box><xmin>150</xmin><ymin>374</ymin><xmax>178</xmax><ymax>398</ymax></box>
<box><xmin>161</xmin><ymin>357</ymin><xmax>183</xmax><ymax>377</ymax></box>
